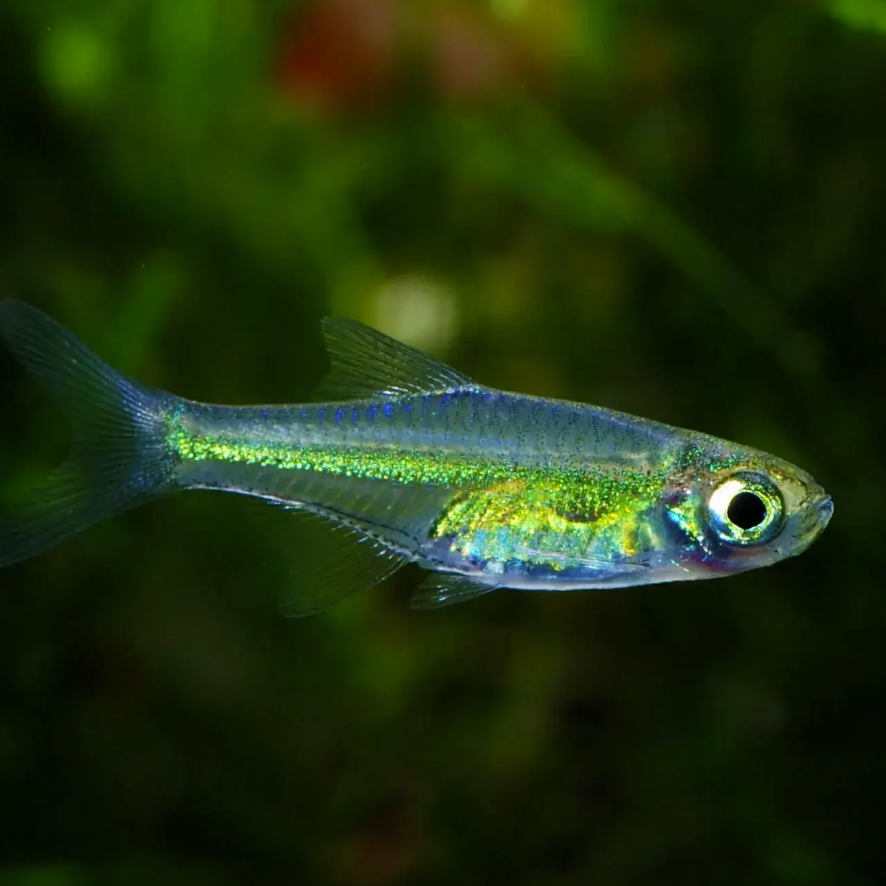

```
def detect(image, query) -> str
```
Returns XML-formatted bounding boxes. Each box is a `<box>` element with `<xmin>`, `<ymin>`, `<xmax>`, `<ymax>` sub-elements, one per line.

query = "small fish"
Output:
<box><xmin>0</xmin><ymin>301</ymin><xmax>832</xmax><ymax>613</ymax></box>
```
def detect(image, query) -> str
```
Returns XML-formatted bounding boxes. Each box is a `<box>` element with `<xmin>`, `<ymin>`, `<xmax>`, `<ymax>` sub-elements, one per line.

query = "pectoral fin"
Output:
<box><xmin>410</xmin><ymin>573</ymin><xmax>500</xmax><ymax>610</ymax></box>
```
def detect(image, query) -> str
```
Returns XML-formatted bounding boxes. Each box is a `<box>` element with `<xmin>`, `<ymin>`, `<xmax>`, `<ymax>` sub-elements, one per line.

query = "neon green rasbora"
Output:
<box><xmin>0</xmin><ymin>300</ymin><xmax>832</xmax><ymax>613</ymax></box>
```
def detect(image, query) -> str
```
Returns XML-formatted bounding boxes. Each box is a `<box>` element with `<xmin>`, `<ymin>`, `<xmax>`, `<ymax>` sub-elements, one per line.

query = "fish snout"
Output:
<box><xmin>793</xmin><ymin>490</ymin><xmax>833</xmax><ymax>549</ymax></box>
<box><xmin>816</xmin><ymin>494</ymin><xmax>834</xmax><ymax>526</ymax></box>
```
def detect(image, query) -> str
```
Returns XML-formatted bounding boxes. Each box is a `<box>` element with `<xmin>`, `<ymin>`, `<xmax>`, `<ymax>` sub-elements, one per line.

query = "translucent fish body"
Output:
<box><xmin>0</xmin><ymin>303</ymin><xmax>833</xmax><ymax>612</ymax></box>
<box><xmin>170</xmin><ymin>392</ymin><xmax>678</xmax><ymax>587</ymax></box>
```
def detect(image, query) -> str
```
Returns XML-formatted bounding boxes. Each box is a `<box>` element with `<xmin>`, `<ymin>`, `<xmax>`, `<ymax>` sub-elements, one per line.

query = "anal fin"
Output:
<box><xmin>257</xmin><ymin>506</ymin><xmax>410</xmax><ymax>617</ymax></box>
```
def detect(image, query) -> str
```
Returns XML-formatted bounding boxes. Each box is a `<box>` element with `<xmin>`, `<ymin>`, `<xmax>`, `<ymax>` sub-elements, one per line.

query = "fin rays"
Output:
<box><xmin>410</xmin><ymin>573</ymin><xmax>500</xmax><ymax>609</ymax></box>
<box><xmin>0</xmin><ymin>300</ymin><xmax>175</xmax><ymax>567</ymax></box>
<box><xmin>312</xmin><ymin>317</ymin><xmax>477</xmax><ymax>401</ymax></box>
<box><xmin>267</xmin><ymin>508</ymin><xmax>410</xmax><ymax>617</ymax></box>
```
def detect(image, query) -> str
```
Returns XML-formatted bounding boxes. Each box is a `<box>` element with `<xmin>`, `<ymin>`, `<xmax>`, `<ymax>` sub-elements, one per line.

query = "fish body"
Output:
<box><xmin>0</xmin><ymin>301</ymin><xmax>832</xmax><ymax>613</ymax></box>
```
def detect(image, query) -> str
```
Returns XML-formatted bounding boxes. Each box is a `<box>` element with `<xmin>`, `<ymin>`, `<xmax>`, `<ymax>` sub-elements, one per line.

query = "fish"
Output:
<box><xmin>0</xmin><ymin>300</ymin><xmax>833</xmax><ymax>614</ymax></box>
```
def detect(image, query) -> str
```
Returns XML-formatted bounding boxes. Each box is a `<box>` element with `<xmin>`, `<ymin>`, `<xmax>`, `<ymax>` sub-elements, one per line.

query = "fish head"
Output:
<box><xmin>659</xmin><ymin>437</ymin><xmax>833</xmax><ymax>577</ymax></box>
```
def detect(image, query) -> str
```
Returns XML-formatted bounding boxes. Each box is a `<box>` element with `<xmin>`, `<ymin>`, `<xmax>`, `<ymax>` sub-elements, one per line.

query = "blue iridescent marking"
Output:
<box><xmin>317</xmin><ymin>407</ymin><xmax>326</xmax><ymax>425</ymax></box>
<box><xmin>366</xmin><ymin>404</ymin><xmax>379</xmax><ymax>421</ymax></box>
<box><xmin>351</xmin><ymin>407</ymin><xmax>360</xmax><ymax>426</ymax></box>
<box><xmin>383</xmin><ymin>402</ymin><xmax>394</xmax><ymax>419</ymax></box>
<box><xmin>334</xmin><ymin>407</ymin><xmax>345</xmax><ymax>425</ymax></box>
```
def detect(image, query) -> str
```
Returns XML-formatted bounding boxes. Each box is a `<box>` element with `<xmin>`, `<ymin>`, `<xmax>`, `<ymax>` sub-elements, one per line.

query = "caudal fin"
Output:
<box><xmin>0</xmin><ymin>300</ymin><xmax>178</xmax><ymax>567</ymax></box>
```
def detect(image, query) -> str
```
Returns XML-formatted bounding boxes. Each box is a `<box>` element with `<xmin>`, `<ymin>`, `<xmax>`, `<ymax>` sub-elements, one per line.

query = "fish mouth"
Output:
<box><xmin>795</xmin><ymin>492</ymin><xmax>833</xmax><ymax>545</ymax></box>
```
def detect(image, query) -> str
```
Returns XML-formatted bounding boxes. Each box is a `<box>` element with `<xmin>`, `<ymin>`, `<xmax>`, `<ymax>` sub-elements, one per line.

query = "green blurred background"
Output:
<box><xmin>0</xmin><ymin>1</ymin><xmax>883</xmax><ymax>883</ymax></box>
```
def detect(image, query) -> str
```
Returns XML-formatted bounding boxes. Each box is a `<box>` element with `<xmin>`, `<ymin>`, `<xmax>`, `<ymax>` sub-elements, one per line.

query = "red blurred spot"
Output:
<box><xmin>431</xmin><ymin>4</ymin><xmax>512</xmax><ymax>101</ymax></box>
<box><xmin>275</xmin><ymin>0</ymin><xmax>550</xmax><ymax>112</ymax></box>
<box><xmin>276</xmin><ymin>0</ymin><xmax>400</xmax><ymax>110</ymax></box>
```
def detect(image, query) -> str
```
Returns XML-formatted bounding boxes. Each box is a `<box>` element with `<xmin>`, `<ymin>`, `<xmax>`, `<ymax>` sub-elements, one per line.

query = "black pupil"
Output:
<box><xmin>727</xmin><ymin>491</ymin><xmax>767</xmax><ymax>530</ymax></box>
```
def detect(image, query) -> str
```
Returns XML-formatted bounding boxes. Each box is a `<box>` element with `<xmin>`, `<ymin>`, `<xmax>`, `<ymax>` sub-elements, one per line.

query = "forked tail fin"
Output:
<box><xmin>0</xmin><ymin>300</ymin><xmax>179</xmax><ymax>567</ymax></box>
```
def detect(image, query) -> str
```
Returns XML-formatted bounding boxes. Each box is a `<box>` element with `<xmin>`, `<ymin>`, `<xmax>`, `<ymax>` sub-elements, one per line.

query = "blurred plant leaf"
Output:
<box><xmin>829</xmin><ymin>0</ymin><xmax>886</xmax><ymax>34</ymax></box>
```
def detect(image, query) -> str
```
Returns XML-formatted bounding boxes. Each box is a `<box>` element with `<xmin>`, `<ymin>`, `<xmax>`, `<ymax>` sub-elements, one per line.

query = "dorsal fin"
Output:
<box><xmin>311</xmin><ymin>318</ymin><xmax>477</xmax><ymax>401</ymax></box>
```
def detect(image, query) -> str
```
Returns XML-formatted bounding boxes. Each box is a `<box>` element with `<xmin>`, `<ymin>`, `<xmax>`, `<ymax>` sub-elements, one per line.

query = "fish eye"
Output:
<box><xmin>727</xmin><ymin>491</ymin><xmax>767</xmax><ymax>529</ymax></box>
<box><xmin>707</xmin><ymin>472</ymin><xmax>784</xmax><ymax>546</ymax></box>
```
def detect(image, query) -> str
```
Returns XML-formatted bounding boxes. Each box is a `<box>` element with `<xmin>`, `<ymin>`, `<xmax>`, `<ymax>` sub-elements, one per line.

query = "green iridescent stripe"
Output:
<box><xmin>167</xmin><ymin>421</ymin><xmax>668</xmax><ymax>538</ymax></box>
